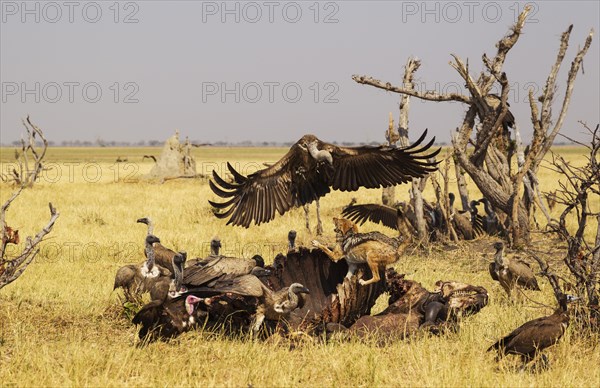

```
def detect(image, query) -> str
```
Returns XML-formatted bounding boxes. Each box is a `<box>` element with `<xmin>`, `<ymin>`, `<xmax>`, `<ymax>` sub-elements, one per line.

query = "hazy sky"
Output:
<box><xmin>1</xmin><ymin>1</ymin><xmax>598</xmax><ymax>145</ymax></box>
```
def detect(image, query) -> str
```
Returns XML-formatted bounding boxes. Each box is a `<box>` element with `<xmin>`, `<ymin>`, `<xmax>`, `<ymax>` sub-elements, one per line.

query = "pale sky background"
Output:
<box><xmin>1</xmin><ymin>0</ymin><xmax>598</xmax><ymax>145</ymax></box>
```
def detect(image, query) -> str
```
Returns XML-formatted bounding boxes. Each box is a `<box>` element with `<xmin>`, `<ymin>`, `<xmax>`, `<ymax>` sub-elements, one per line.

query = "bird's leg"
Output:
<box><xmin>519</xmin><ymin>354</ymin><xmax>534</xmax><ymax>372</ymax></box>
<box><xmin>315</xmin><ymin>199</ymin><xmax>323</xmax><ymax>236</ymax></box>
<box><xmin>303</xmin><ymin>204</ymin><xmax>310</xmax><ymax>232</ymax></box>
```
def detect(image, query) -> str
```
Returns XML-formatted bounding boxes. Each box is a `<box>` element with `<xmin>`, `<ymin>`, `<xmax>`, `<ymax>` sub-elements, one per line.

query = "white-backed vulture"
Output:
<box><xmin>113</xmin><ymin>234</ymin><xmax>172</xmax><ymax>301</ymax></box>
<box><xmin>209</xmin><ymin>130</ymin><xmax>440</xmax><ymax>227</ymax></box>
<box><xmin>488</xmin><ymin>242</ymin><xmax>540</xmax><ymax>298</ymax></box>
<box><xmin>137</xmin><ymin>217</ymin><xmax>177</xmax><ymax>273</ymax></box>
<box><xmin>252</xmin><ymin>282</ymin><xmax>310</xmax><ymax>333</ymax></box>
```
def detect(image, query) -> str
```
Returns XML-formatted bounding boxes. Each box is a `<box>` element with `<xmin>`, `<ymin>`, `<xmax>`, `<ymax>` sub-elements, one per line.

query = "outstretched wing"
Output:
<box><xmin>209</xmin><ymin>141</ymin><xmax>330</xmax><ymax>227</ymax></box>
<box><xmin>342</xmin><ymin>204</ymin><xmax>399</xmax><ymax>230</ymax></box>
<box><xmin>209</xmin><ymin>130</ymin><xmax>439</xmax><ymax>227</ymax></box>
<box><xmin>329</xmin><ymin>129</ymin><xmax>440</xmax><ymax>191</ymax></box>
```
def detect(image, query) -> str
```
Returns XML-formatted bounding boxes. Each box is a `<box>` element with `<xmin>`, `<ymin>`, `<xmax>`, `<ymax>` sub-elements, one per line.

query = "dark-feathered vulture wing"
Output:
<box><xmin>209</xmin><ymin>130</ymin><xmax>440</xmax><ymax>227</ymax></box>
<box><xmin>342</xmin><ymin>204</ymin><xmax>399</xmax><ymax>231</ymax></box>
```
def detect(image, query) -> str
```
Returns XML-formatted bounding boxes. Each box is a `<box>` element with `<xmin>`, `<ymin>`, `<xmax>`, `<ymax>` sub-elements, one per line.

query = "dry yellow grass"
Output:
<box><xmin>0</xmin><ymin>146</ymin><xmax>598</xmax><ymax>387</ymax></box>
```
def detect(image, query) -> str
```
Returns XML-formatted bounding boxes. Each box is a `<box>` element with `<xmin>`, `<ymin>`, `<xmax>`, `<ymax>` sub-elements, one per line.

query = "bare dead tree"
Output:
<box><xmin>382</xmin><ymin>112</ymin><xmax>399</xmax><ymax>206</ymax></box>
<box><xmin>545</xmin><ymin>123</ymin><xmax>599</xmax><ymax>311</ymax></box>
<box><xmin>382</xmin><ymin>58</ymin><xmax>420</xmax><ymax>207</ymax></box>
<box><xmin>5</xmin><ymin>116</ymin><xmax>49</xmax><ymax>187</ymax></box>
<box><xmin>0</xmin><ymin>189</ymin><xmax>59</xmax><ymax>289</ymax></box>
<box><xmin>380</xmin><ymin>58</ymin><xmax>430</xmax><ymax>243</ymax></box>
<box><xmin>352</xmin><ymin>6</ymin><xmax>594</xmax><ymax>246</ymax></box>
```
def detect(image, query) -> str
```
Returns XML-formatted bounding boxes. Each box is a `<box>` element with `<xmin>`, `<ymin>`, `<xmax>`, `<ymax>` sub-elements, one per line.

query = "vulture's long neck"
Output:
<box><xmin>287</xmin><ymin>288</ymin><xmax>299</xmax><ymax>308</ymax></box>
<box><xmin>173</xmin><ymin>260</ymin><xmax>183</xmax><ymax>290</ymax></box>
<box><xmin>145</xmin><ymin>240</ymin><xmax>155</xmax><ymax>271</ymax></box>
<box><xmin>470</xmin><ymin>202</ymin><xmax>478</xmax><ymax>216</ymax></box>
<box><xmin>144</xmin><ymin>219</ymin><xmax>154</xmax><ymax>235</ymax></box>
<box><xmin>494</xmin><ymin>247</ymin><xmax>506</xmax><ymax>268</ymax></box>
<box><xmin>307</xmin><ymin>142</ymin><xmax>333</xmax><ymax>165</ymax></box>
<box><xmin>482</xmin><ymin>199</ymin><xmax>494</xmax><ymax>216</ymax></box>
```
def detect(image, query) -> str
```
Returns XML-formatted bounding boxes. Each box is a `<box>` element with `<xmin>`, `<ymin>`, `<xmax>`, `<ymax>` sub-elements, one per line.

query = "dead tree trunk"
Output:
<box><xmin>352</xmin><ymin>6</ymin><xmax>594</xmax><ymax>246</ymax></box>
<box><xmin>382</xmin><ymin>113</ymin><xmax>398</xmax><ymax>206</ymax></box>
<box><xmin>0</xmin><ymin>189</ymin><xmax>59</xmax><ymax>289</ymax></box>
<box><xmin>453</xmin><ymin>157</ymin><xmax>470</xmax><ymax>212</ymax></box>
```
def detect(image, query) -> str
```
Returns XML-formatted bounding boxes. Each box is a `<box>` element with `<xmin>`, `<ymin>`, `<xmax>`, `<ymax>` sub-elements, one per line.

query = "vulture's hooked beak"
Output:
<box><xmin>299</xmin><ymin>287</ymin><xmax>310</xmax><ymax>294</ymax></box>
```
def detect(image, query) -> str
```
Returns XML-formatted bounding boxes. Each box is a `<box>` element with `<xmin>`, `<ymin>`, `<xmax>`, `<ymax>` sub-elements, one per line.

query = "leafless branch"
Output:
<box><xmin>0</xmin><ymin>194</ymin><xmax>59</xmax><ymax>289</ymax></box>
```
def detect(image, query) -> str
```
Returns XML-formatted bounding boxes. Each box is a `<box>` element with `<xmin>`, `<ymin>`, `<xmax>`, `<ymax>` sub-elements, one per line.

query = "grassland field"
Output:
<box><xmin>0</xmin><ymin>145</ymin><xmax>598</xmax><ymax>387</ymax></box>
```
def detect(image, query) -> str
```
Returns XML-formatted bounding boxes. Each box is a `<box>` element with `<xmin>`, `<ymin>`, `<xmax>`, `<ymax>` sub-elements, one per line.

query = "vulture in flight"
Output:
<box><xmin>209</xmin><ymin>130</ymin><xmax>440</xmax><ymax>227</ymax></box>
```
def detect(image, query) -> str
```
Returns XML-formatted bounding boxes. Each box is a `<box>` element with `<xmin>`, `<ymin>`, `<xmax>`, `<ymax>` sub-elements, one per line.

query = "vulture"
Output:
<box><xmin>252</xmin><ymin>282</ymin><xmax>310</xmax><ymax>333</ymax></box>
<box><xmin>132</xmin><ymin>294</ymin><xmax>205</xmax><ymax>341</ymax></box>
<box><xmin>469</xmin><ymin>200</ymin><xmax>486</xmax><ymax>235</ymax></box>
<box><xmin>448</xmin><ymin>193</ymin><xmax>483</xmax><ymax>240</ymax></box>
<box><xmin>137</xmin><ymin>217</ymin><xmax>177</xmax><ymax>273</ymax></box>
<box><xmin>341</xmin><ymin>202</ymin><xmax>415</xmax><ymax>237</ymax></box>
<box><xmin>209</xmin><ymin>130</ymin><xmax>440</xmax><ymax>227</ymax></box>
<box><xmin>488</xmin><ymin>242</ymin><xmax>540</xmax><ymax>298</ymax></box>
<box><xmin>488</xmin><ymin>293</ymin><xmax>579</xmax><ymax>369</ymax></box>
<box><xmin>113</xmin><ymin>235</ymin><xmax>172</xmax><ymax>301</ymax></box>
<box><xmin>479</xmin><ymin>198</ymin><xmax>503</xmax><ymax>236</ymax></box>
<box><xmin>163</xmin><ymin>251</ymin><xmax>187</xmax><ymax>300</ymax></box>
<box><xmin>183</xmin><ymin>253</ymin><xmax>267</xmax><ymax>288</ymax></box>
<box><xmin>185</xmin><ymin>236</ymin><xmax>222</xmax><ymax>267</ymax></box>
<box><xmin>288</xmin><ymin>230</ymin><xmax>297</xmax><ymax>252</ymax></box>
